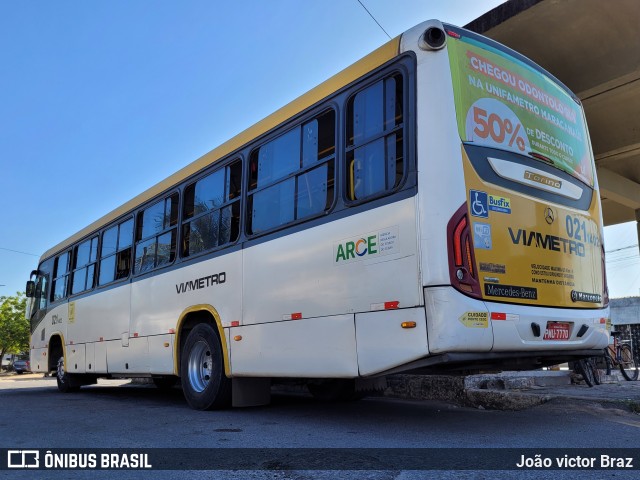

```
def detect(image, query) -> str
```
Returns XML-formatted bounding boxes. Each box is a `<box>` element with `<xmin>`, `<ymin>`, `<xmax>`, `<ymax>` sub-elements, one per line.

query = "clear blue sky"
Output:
<box><xmin>1</xmin><ymin>1</ymin><xmax>638</xmax><ymax>298</ymax></box>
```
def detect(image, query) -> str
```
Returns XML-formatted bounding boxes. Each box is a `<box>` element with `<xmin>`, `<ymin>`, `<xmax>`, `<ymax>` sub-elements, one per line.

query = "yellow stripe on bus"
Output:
<box><xmin>173</xmin><ymin>304</ymin><xmax>232</xmax><ymax>378</ymax></box>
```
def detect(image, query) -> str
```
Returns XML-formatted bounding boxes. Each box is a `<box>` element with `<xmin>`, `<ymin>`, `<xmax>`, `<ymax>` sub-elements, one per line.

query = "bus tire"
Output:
<box><xmin>180</xmin><ymin>323</ymin><xmax>231</xmax><ymax>410</ymax></box>
<box><xmin>56</xmin><ymin>356</ymin><xmax>80</xmax><ymax>393</ymax></box>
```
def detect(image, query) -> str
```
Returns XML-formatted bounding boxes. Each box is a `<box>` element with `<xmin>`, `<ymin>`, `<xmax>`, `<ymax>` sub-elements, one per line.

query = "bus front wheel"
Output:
<box><xmin>180</xmin><ymin>323</ymin><xmax>231</xmax><ymax>410</ymax></box>
<box><xmin>56</xmin><ymin>357</ymin><xmax>80</xmax><ymax>393</ymax></box>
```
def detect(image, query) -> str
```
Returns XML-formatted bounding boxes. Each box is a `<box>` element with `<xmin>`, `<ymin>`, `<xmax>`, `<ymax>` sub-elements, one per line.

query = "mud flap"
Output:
<box><xmin>232</xmin><ymin>378</ymin><xmax>271</xmax><ymax>407</ymax></box>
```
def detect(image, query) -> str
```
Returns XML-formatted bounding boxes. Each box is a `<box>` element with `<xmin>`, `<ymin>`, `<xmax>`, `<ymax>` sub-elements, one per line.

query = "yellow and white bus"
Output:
<box><xmin>26</xmin><ymin>20</ymin><xmax>609</xmax><ymax>410</ymax></box>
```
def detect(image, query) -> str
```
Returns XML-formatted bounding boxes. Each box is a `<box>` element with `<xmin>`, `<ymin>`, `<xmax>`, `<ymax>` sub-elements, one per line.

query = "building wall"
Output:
<box><xmin>610</xmin><ymin>297</ymin><xmax>639</xmax><ymax>361</ymax></box>
<box><xmin>611</xmin><ymin>297</ymin><xmax>640</xmax><ymax>325</ymax></box>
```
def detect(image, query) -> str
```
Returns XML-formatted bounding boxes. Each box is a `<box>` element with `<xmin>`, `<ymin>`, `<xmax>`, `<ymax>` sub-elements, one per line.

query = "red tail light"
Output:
<box><xmin>447</xmin><ymin>203</ymin><xmax>482</xmax><ymax>298</ymax></box>
<box><xmin>453</xmin><ymin>216</ymin><xmax>466</xmax><ymax>265</ymax></box>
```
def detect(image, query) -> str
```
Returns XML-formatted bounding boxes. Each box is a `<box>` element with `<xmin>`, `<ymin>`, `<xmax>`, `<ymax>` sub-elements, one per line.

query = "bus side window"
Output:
<box><xmin>71</xmin><ymin>236</ymin><xmax>98</xmax><ymax>295</ymax></box>
<box><xmin>116</xmin><ymin>218</ymin><xmax>134</xmax><ymax>280</ymax></box>
<box><xmin>134</xmin><ymin>193</ymin><xmax>179</xmax><ymax>274</ymax></box>
<box><xmin>347</xmin><ymin>73</ymin><xmax>404</xmax><ymax>201</ymax></box>
<box><xmin>182</xmin><ymin>160</ymin><xmax>242</xmax><ymax>258</ymax></box>
<box><xmin>28</xmin><ymin>257</ymin><xmax>53</xmax><ymax>327</ymax></box>
<box><xmin>51</xmin><ymin>251</ymin><xmax>70</xmax><ymax>303</ymax></box>
<box><xmin>99</xmin><ymin>217</ymin><xmax>134</xmax><ymax>285</ymax></box>
<box><xmin>35</xmin><ymin>258</ymin><xmax>53</xmax><ymax>312</ymax></box>
<box><xmin>37</xmin><ymin>275</ymin><xmax>49</xmax><ymax>310</ymax></box>
<box><xmin>247</xmin><ymin>109</ymin><xmax>335</xmax><ymax>235</ymax></box>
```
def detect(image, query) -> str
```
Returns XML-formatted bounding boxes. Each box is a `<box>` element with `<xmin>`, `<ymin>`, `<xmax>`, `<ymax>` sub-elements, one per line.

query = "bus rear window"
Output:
<box><xmin>446</xmin><ymin>29</ymin><xmax>594</xmax><ymax>186</ymax></box>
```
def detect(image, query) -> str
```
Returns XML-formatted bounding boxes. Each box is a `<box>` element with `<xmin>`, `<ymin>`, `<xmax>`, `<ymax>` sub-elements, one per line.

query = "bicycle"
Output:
<box><xmin>574</xmin><ymin>357</ymin><xmax>601</xmax><ymax>387</ymax></box>
<box><xmin>604</xmin><ymin>331</ymin><xmax>639</xmax><ymax>381</ymax></box>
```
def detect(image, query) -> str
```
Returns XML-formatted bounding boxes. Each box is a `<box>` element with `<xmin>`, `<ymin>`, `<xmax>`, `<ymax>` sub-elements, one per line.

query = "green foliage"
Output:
<box><xmin>0</xmin><ymin>293</ymin><xmax>29</xmax><ymax>360</ymax></box>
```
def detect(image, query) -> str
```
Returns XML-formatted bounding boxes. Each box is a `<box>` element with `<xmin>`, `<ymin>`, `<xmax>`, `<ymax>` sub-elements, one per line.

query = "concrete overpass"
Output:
<box><xmin>465</xmin><ymin>0</ymin><xmax>640</xmax><ymax>243</ymax></box>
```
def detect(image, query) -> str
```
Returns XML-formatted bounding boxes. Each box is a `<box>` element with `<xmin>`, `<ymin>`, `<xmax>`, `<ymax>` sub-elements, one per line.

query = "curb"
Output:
<box><xmin>465</xmin><ymin>388</ymin><xmax>552</xmax><ymax>410</ymax></box>
<box><xmin>382</xmin><ymin>373</ymin><xmax>554</xmax><ymax>410</ymax></box>
<box><xmin>382</xmin><ymin>371</ymin><xmax>640</xmax><ymax>411</ymax></box>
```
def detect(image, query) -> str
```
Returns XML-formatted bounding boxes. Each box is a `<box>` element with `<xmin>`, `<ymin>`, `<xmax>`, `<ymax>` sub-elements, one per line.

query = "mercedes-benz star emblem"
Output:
<box><xmin>544</xmin><ymin>207</ymin><xmax>555</xmax><ymax>225</ymax></box>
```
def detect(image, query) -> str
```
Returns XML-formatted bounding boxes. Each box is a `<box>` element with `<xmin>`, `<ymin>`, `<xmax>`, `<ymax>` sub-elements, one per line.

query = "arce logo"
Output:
<box><xmin>334</xmin><ymin>226</ymin><xmax>399</xmax><ymax>265</ymax></box>
<box><xmin>335</xmin><ymin>236</ymin><xmax>377</xmax><ymax>262</ymax></box>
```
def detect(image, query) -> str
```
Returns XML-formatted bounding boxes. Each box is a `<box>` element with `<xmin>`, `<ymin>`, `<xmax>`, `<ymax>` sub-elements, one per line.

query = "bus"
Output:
<box><xmin>25</xmin><ymin>19</ymin><xmax>609</xmax><ymax>410</ymax></box>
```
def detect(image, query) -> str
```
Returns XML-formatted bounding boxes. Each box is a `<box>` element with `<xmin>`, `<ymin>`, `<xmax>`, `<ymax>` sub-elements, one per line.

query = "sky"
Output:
<box><xmin>0</xmin><ymin>1</ymin><xmax>638</xmax><ymax>299</ymax></box>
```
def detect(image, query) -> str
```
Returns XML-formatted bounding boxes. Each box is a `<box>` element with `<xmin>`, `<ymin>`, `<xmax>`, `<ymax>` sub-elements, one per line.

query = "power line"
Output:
<box><xmin>0</xmin><ymin>247</ymin><xmax>39</xmax><ymax>257</ymax></box>
<box><xmin>356</xmin><ymin>0</ymin><xmax>391</xmax><ymax>40</ymax></box>
<box><xmin>605</xmin><ymin>244</ymin><xmax>638</xmax><ymax>254</ymax></box>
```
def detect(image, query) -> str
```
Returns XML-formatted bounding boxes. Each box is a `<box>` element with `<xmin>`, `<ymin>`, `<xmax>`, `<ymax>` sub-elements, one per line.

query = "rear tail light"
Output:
<box><xmin>447</xmin><ymin>203</ymin><xmax>482</xmax><ymax>298</ymax></box>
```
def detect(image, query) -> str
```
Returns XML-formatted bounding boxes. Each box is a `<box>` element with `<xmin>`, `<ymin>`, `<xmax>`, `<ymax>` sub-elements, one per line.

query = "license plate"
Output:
<box><xmin>543</xmin><ymin>322</ymin><xmax>571</xmax><ymax>340</ymax></box>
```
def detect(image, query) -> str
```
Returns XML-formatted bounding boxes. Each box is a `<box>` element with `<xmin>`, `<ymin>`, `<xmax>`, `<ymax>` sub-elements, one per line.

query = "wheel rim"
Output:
<box><xmin>187</xmin><ymin>340</ymin><xmax>213</xmax><ymax>393</ymax></box>
<box><xmin>57</xmin><ymin>357</ymin><xmax>65</xmax><ymax>383</ymax></box>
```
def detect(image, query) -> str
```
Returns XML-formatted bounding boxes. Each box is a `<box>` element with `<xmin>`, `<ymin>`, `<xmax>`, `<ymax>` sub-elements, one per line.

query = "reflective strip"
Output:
<box><xmin>371</xmin><ymin>301</ymin><xmax>400</xmax><ymax>311</ymax></box>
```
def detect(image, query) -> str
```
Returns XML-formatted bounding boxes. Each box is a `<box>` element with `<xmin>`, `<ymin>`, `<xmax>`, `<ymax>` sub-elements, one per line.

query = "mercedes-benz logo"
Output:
<box><xmin>544</xmin><ymin>207</ymin><xmax>555</xmax><ymax>225</ymax></box>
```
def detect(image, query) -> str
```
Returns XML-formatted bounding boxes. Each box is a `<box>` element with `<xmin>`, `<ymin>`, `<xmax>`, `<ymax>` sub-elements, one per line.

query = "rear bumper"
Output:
<box><xmin>424</xmin><ymin>286</ymin><xmax>609</xmax><ymax>354</ymax></box>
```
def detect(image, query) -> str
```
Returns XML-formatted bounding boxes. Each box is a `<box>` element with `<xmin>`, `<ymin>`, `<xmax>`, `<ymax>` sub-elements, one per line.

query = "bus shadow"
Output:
<box><xmin>82</xmin><ymin>383</ymin><xmax>355</xmax><ymax>410</ymax></box>
<box><xmin>81</xmin><ymin>382</ymin><xmax>187</xmax><ymax>406</ymax></box>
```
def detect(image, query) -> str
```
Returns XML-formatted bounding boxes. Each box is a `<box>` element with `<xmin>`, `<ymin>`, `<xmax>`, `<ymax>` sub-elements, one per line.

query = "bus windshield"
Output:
<box><xmin>446</xmin><ymin>26</ymin><xmax>594</xmax><ymax>186</ymax></box>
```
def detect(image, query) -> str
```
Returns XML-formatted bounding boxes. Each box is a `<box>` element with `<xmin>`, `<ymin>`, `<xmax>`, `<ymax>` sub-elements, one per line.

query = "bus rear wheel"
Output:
<box><xmin>180</xmin><ymin>324</ymin><xmax>231</xmax><ymax>410</ymax></box>
<box><xmin>56</xmin><ymin>357</ymin><xmax>80</xmax><ymax>393</ymax></box>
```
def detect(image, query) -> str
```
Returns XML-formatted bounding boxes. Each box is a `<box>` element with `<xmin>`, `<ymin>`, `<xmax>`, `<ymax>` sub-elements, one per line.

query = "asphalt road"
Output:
<box><xmin>1</xmin><ymin>374</ymin><xmax>639</xmax><ymax>479</ymax></box>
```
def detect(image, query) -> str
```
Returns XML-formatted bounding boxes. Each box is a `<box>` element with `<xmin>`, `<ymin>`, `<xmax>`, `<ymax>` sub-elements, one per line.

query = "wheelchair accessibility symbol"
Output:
<box><xmin>470</xmin><ymin>190</ymin><xmax>488</xmax><ymax>218</ymax></box>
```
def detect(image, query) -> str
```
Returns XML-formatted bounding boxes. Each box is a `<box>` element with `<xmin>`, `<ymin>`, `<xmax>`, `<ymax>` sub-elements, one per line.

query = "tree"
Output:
<box><xmin>0</xmin><ymin>293</ymin><xmax>29</xmax><ymax>364</ymax></box>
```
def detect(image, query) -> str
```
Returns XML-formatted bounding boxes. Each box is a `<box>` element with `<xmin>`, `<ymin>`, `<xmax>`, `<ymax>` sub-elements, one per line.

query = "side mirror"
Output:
<box><xmin>26</xmin><ymin>281</ymin><xmax>36</xmax><ymax>298</ymax></box>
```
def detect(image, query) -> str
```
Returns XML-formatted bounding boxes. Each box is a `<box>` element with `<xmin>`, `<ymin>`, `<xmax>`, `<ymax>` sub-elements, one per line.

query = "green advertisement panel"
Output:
<box><xmin>447</xmin><ymin>32</ymin><xmax>594</xmax><ymax>186</ymax></box>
